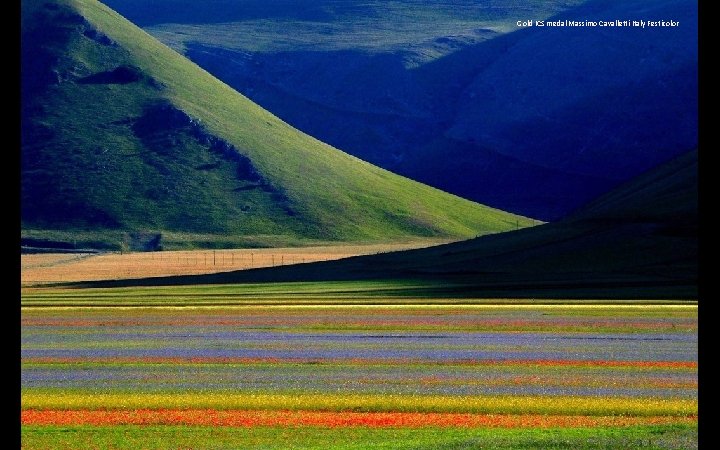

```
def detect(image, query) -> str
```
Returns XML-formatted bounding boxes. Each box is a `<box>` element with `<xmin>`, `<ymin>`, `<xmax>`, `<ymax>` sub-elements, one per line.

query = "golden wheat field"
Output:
<box><xmin>21</xmin><ymin>241</ymin><xmax>445</xmax><ymax>285</ymax></box>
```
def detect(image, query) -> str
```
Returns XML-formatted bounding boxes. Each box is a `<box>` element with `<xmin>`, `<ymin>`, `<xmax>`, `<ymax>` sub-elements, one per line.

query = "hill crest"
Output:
<box><xmin>21</xmin><ymin>0</ymin><xmax>533</xmax><ymax>249</ymax></box>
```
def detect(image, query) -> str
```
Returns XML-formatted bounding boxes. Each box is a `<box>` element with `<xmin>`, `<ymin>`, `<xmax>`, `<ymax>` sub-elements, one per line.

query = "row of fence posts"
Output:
<box><xmin>144</xmin><ymin>251</ymin><xmax>311</xmax><ymax>267</ymax></box>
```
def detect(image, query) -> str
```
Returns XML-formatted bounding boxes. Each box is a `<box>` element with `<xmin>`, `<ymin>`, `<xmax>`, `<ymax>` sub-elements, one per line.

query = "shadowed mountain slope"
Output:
<box><xmin>121</xmin><ymin>0</ymin><xmax>697</xmax><ymax>220</ymax></box>
<box><xmin>87</xmin><ymin>150</ymin><xmax>697</xmax><ymax>299</ymax></box>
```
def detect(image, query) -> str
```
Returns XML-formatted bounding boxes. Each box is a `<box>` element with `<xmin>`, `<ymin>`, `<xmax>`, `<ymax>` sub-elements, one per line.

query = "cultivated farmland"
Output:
<box><xmin>21</xmin><ymin>286</ymin><xmax>697</xmax><ymax>449</ymax></box>
<box><xmin>21</xmin><ymin>242</ymin><xmax>442</xmax><ymax>286</ymax></box>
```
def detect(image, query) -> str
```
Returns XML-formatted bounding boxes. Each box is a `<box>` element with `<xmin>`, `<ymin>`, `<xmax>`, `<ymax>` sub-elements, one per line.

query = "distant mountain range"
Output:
<box><xmin>21</xmin><ymin>0</ymin><xmax>533</xmax><ymax>250</ymax></box>
<box><xmin>114</xmin><ymin>0</ymin><xmax>697</xmax><ymax>220</ymax></box>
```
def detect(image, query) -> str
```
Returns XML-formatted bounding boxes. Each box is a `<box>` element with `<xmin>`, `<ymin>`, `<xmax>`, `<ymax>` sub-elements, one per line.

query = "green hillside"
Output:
<box><xmin>21</xmin><ymin>0</ymin><xmax>533</xmax><ymax>250</ymax></box>
<box><xmin>92</xmin><ymin>150</ymin><xmax>696</xmax><ymax>298</ymax></box>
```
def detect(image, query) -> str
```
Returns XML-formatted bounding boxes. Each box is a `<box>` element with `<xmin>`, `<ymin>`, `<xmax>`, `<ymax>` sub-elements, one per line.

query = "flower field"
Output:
<box><xmin>21</xmin><ymin>287</ymin><xmax>697</xmax><ymax>449</ymax></box>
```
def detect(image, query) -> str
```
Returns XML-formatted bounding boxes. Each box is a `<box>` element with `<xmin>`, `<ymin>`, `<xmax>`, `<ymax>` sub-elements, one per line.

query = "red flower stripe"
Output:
<box><xmin>21</xmin><ymin>410</ymin><xmax>697</xmax><ymax>428</ymax></box>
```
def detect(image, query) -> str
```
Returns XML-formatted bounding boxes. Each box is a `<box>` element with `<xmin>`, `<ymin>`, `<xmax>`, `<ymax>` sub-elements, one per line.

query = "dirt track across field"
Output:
<box><xmin>21</xmin><ymin>242</ymin><xmax>447</xmax><ymax>285</ymax></box>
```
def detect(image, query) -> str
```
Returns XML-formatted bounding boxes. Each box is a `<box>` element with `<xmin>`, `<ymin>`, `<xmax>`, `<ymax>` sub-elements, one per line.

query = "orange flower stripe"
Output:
<box><xmin>21</xmin><ymin>410</ymin><xmax>697</xmax><ymax>428</ymax></box>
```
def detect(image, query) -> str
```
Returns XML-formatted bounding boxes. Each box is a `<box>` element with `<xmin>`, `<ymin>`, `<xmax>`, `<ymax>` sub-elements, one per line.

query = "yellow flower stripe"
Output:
<box><xmin>21</xmin><ymin>391</ymin><xmax>696</xmax><ymax>417</ymax></box>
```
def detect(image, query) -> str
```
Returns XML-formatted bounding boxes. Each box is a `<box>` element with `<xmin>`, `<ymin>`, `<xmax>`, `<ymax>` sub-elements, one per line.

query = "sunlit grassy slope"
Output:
<box><xmin>21</xmin><ymin>0</ymin><xmax>533</xmax><ymax>249</ymax></box>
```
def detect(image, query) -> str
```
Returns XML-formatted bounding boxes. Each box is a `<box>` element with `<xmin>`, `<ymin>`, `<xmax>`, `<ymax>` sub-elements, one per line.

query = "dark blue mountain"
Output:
<box><xmin>104</xmin><ymin>0</ymin><xmax>697</xmax><ymax>220</ymax></box>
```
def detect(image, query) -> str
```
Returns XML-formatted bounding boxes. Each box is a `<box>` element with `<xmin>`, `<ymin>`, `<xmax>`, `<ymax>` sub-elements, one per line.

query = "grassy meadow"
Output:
<box><xmin>22</xmin><ymin>425</ymin><xmax>698</xmax><ymax>450</ymax></box>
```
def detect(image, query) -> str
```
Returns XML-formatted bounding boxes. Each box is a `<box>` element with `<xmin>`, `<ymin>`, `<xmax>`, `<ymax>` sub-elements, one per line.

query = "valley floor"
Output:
<box><xmin>20</xmin><ymin>241</ymin><xmax>445</xmax><ymax>286</ymax></box>
<box><xmin>21</xmin><ymin>284</ymin><xmax>697</xmax><ymax>449</ymax></box>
